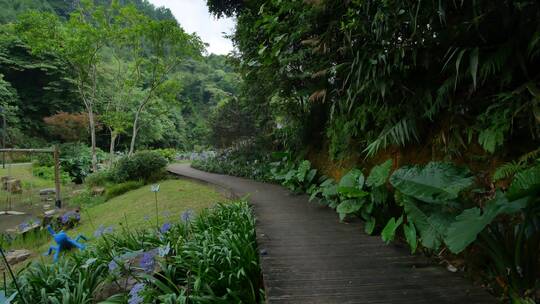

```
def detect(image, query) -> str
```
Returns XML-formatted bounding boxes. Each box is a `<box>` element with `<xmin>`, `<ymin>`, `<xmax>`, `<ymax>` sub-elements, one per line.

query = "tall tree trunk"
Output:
<box><xmin>128</xmin><ymin>110</ymin><xmax>141</xmax><ymax>156</ymax></box>
<box><xmin>109</xmin><ymin>129</ymin><xmax>117</xmax><ymax>167</ymax></box>
<box><xmin>88</xmin><ymin>105</ymin><xmax>98</xmax><ymax>172</ymax></box>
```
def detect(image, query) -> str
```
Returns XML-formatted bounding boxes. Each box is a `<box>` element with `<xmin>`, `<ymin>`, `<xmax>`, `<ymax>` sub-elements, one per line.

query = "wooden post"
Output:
<box><xmin>53</xmin><ymin>145</ymin><xmax>61</xmax><ymax>209</ymax></box>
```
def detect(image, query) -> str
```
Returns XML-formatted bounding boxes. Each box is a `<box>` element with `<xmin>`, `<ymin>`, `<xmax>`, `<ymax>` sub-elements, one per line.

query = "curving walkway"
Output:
<box><xmin>168</xmin><ymin>163</ymin><xmax>494</xmax><ymax>304</ymax></box>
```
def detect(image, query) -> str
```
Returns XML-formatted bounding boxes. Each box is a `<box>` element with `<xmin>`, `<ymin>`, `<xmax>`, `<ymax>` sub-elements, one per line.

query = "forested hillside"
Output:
<box><xmin>0</xmin><ymin>0</ymin><xmax>241</xmax><ymax>153</ymax></box>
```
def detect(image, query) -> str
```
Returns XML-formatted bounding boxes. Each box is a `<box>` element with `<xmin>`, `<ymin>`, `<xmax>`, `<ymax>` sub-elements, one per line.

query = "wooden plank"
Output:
<box><xmin>168</xmin><ymin>164</ymin><xmax>495</xmax><ymax>304</ymax></box>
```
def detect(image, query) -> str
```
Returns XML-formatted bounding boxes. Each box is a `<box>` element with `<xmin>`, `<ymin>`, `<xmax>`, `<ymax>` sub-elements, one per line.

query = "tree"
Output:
<box><xmin>43</xmin><ymin>112</ymin><xmax>90</xmax><ymax>142</ymax></box>
<box><xmin>113</xmin><ymin>6</ymin><xmax>204</xmax><ymax>155</ymax></box>
<box><xmin>15</xmin><ymin>1</ymin><xmax>115</xmax><ymax>171</ymax></box>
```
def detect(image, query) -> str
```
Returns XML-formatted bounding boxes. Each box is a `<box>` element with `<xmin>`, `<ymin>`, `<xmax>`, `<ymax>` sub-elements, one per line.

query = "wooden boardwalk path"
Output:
<box><xmin>168</xmin><ymin>164</ymin><xmax>494</xmax><ymax>304</ymax></box>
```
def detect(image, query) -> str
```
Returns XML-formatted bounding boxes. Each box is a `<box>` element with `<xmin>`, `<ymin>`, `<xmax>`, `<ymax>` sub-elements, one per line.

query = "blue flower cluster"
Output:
<box><xmin>60</xmin><ymin>211</ymin><xmax>80</xmax><ymax>225</ymax></box>
<box><xmin>128</xmin><ymin>283</ymin><xmax>145</xmax><ymax>304</ymax></box>
<box><xmin>93</xmin><ymin>225</ymin><xmax>114</xmax><ymax>237</ymax></box>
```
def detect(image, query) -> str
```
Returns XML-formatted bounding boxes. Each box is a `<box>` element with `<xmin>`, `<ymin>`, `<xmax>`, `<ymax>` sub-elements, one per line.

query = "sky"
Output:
<box><xmin>148</xmin><ymin>0</ymin><xmax>235</xmax><ymax>55</ymax></box>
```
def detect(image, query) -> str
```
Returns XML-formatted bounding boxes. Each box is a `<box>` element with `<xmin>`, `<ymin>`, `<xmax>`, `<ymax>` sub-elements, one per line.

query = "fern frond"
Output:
<box><xmin>519</xmin><ymin>148</ymin><xmax>540</xmax><ymax>163</ymax></box>
<box><xmin>364</xmin><ymin>118</ymin><xmax>418</xmax><ymax>158</ymax></box>
<box><xmin>493</xmin><ymin>161</ymin><xmax>526</xmax><ymax>181</ymax></box>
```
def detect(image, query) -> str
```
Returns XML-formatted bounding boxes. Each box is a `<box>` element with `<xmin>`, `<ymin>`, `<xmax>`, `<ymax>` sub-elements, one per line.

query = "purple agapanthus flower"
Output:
<box><xmin>108</xmin><ymin>260</ymin><xmax>118</xmax><ymax>271</ymax></box>
<box><xmin>128</xmin><ymin>283</ymin><xmax>145</xmax><ymax>304</ymax></box>
<box><xmin>18</xmin><ymin>222</ymin><xmax>30</xmax><ymax>231</ymax></box>
<box><xmin>160</xmin><ymin>222</ymin><xmax>171</xmax><ymax>234</ymax></box>
<box><xmin>94</xmin><ymin>225</ymin><xmax>114</xmax><ymax>237</ymax></box>
<box><xmin>61</xmin><ymin>211</ymin><xmax>80</xmax><ymax>224</ymax></box>
<box><xmin>180</xmin><ymin>209</ymin><xmax>195</xmax><ymax>223</ymax></box>
<box><xmin>139</xmin><ymin>251</ymin><xmax>156</xmax><ymax>273</ymax></box>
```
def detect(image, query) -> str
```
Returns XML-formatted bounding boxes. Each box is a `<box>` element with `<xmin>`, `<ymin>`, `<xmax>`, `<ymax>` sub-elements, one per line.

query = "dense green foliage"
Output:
<box><xmin>113</xmin><ymin>151</ymin><xmax>168</xmax><ymax>183</ymax></box>
<box><xmin>7</xmin><ymin>201</ymin><xmax>263</xmax><ymax>303</ymax></box>
<box><xmin>207</xmin><ymin>0</ymin><xmax>540</xmax><ymax>161</ymax></box>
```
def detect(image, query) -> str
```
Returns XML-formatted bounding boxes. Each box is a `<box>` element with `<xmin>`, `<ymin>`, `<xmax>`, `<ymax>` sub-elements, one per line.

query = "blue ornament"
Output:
<box><xmin>44</xmin><ymin>225</ymin><xmax>88</xmax><ymax>262</ymax></box>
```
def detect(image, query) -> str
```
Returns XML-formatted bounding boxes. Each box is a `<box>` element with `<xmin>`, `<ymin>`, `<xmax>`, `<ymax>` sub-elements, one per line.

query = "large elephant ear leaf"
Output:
<box><xmin>336</xmin><ymin>199</ymin><xmax>364</xmax><ymax>221</ymax></box>
<box><xmin>507</xmin><ymin>164</ymin><xmax>540</xmax><ymax>200</ymax></box>
<box><xmin>390</xmin><ymin>162</ymin><xmax>474</xmax><ymax>203</ymax></box>
<box><xmin>366</xmin><ymin>159</ymin><xmax>392</xmax><ymax>188</ymax></box>
<box><xmin>445</xmin><ymin>192</ymin><xmax>528</xmax><ymax>253</ymax></box>
<box><xmin>402</xmin><ymin>195</ymin><xmax>451</xmax><ymax>250</ymax></box>
<box><xmin>338</xmin><ymin>169</ymin><xmax>367</xmax><ymax>198</ymax></box>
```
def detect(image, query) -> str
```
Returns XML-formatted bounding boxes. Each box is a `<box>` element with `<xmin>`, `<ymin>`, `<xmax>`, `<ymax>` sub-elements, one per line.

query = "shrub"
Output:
<box><xmin>105</xmin><ymin>181</ymin><xmax>144</xmax><ymax>200</ymax></box>
<box><xmin>152</xmin><ymin>148</ymin><xmax>177</xmax><ymax>162</ymax></box>
<box><xmin>32</xmin><ymin>165</ymin><xmax>71</xmax><ymax>184</ymax></box>
<box><xmin>113</xmin><ymin>151</ymin><xmax>167</xmax><ymax>183</ymax></box>
<box><xmin>84</xmin><ymin>169</ymin><xmax>114</xmax><ymax>188</ymax></box>
<box><xmin>60</xmin><ymin>143</ymin><xmax>106</xmax><ymax>183</ymax></box>
<box><xmin>34</xmin><ymin>153</ymin><xmax>54</xmax><ymax>167</ymax></box>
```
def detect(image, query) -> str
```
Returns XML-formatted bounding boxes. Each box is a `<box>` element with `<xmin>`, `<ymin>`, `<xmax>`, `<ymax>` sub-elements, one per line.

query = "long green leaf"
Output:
<box><xmin>390</xmin><ymin>162</ymin><xmax>474</xmax><ymax>203</ymax></box>
<box><xmin>381</xmin><ymin>216</ymin><xmax>403</xmax><ymax>244</ymax></box>
<box><xmin>366</xmin><ymin>159</ymin><xmax>392</xmax><ymax>188</ymax></box>
<box><xmin>445</xmin><ymin>192</ymin><xmax>528</xmax><ymax>253</ymax></box>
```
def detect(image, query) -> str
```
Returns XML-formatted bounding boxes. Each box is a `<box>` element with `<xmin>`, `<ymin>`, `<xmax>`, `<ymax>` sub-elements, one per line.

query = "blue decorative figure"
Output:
<box><xmin>44</xmin><ymin>225</ymin><xmax>88</xmax><ymax>262</ymax></box>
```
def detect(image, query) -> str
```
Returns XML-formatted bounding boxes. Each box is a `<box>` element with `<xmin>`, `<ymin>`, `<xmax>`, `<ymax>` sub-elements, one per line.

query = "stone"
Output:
<box><xmin>71</xmin><ymin>189</ymin><xmax>85</xmax><ymax>196</ymax></box>
<box><xmin>91</xmin><ymin>187</ymin><xmax>105</xmax><ymax>196</ymax></box>
<box><xmin>39</xmin><ymin>188</ymin><xmax>56</xmax><ymax>196</ymax></box>
<box><xmin>1</xmin><ymin>176</ymin><xmax>11</xmax><ymax>190</ymax></box>
<box><xmin>1</xmin><ymin>249</ymin><xmax>31</xmax><ymax>268</ymax></box>
<box><xmin>6</xmin><ymin>179</ymin><xmax>22</xmax><ymax>193</ymax></box>
<box><xmin>44</xmin><ymin>209</ymin><xmax>57</xmax><ymax>216</ymax></box>
<box><xmin>43</xmin><ymin>204</ymin><xmax>51</xmax><ymax>210</ymax></box>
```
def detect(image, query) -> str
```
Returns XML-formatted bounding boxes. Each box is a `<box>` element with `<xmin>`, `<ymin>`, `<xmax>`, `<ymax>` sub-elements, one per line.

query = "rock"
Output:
<box><xmin>18</xmin><ymin>222</ymin><xmax>41</xmax><ymax>234</ymax></box>
<box><xmin>6</xmin><ymin>179</ymin><xmax>22</xmax><ymax>193</ymax></box>
<box><xmin>1</xmin><ymin>176</ymin><xmax>11</xmax><ymax>190</ymax></box>
<box><xmin>0</xmin><ymin>249</ymin><xmax>32</xmax><ymax>268</ymax></box>
<box><xmin>71</xmin><ymin>189</ymin><xmax>85</xmax><ymax>196</ymax></box>
<box><xmin>446</xmin><ymin>264</ymin><xmax>458</xmax><ymax>273</ymax></box>
<box><xmin>43</xmin><ymin>204</ymin><xmax>51</xmax><ymax>210</ymax></box>
<box><xmin>91</xmin><ymin>187</ymin><xmax>105</xmax><ymax>196</ymax></box>
<box><xmin>39</xmin><ymin>188</ymin><xmax>56</xmax><ymax>196</ymax></box>
<box><xmin>44</xmin><ymin>209</ymin><xmax>57</xmax><ymax>216</ymax></box>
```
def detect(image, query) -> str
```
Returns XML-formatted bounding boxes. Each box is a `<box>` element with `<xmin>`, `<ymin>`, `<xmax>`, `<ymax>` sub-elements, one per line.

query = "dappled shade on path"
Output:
<box><xmin>168</xmin><ymin>163</ymin><xmax>494</xmax><ymax>304</ymax></box>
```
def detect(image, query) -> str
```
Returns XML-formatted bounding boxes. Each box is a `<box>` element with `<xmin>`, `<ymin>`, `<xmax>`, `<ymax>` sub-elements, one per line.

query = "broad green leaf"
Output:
<box><xmin>403</xmin><ymin>222</ymin><xmax>417</xmax><ymax>253</ymax></box>
<box><xmin>390</xmin><ymin>162</ymin><xmax>474</xmax><ymax>203</ymax></box>
<box><xmin>402</xmin><ymin>195</ymin><xmax>452</xmax><ymax>250</ymax></box>
<box><xmin>507</xmin><ymin>164</ymin><xmax>540</xmax><ymax>200</ymax></box>
<box><xmin>366</xmin><ymin>159</ymin><xmax>392</xmax><ymax>187</ymax></box>
<box><xmin>381</xmin><ymin>216</ymin><xmax>403</xmax><ymax>244</ymax></box>
<box><xmin>364</xmin><ymin>217</ymin><xmax>376</xmax><ymax>235</ymax></box>
<box><xmin>336</xmin><ymin>199</ymin><xmax>364</xmax><ymax>221</ymax></box>
<box><xmin>371</xmin><ymin>186</ymin><xmax>389</xmax><ymax>205</ymax></box>
<box><xmin>296</xmin><ymin>160</ymin><xmax>311</xmax><ymax>181</ymax></box>
<box><xmin>338</xmin><ymin>169</ymin><xmax>367</xmax><ymax>198</ymax></box>
<box><xmin>445</xmin><ymin>192</ymin><xmax>528</xmax><ymax>253</ymax></box>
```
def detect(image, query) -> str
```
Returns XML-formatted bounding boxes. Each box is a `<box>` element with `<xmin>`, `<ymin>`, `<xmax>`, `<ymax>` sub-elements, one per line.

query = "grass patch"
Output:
<box><xmin>7</xmin><ymin>179</ymin><xmax>227</xmax><ymax>254</ymax></box>
<box><xmin>73</xmin><ymin>179</ymin><xmax>227</xmax><ymax>237</ymax></box>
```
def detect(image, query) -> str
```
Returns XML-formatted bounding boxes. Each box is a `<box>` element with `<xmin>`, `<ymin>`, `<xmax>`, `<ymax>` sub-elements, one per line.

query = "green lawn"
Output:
<box><xmin>72</xmin><ymin>178</ymin><xmax>228</xmax><ymax>237</ymax></box>
<box><xmin>2</xmin><ymin>177</ymin><xmax>230</xmax><ymax>282</ymax></box>
<box><xmin>23</xmin><ymin>178</ymin><xmax>227</xmax><ymax>256</ymax></box>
